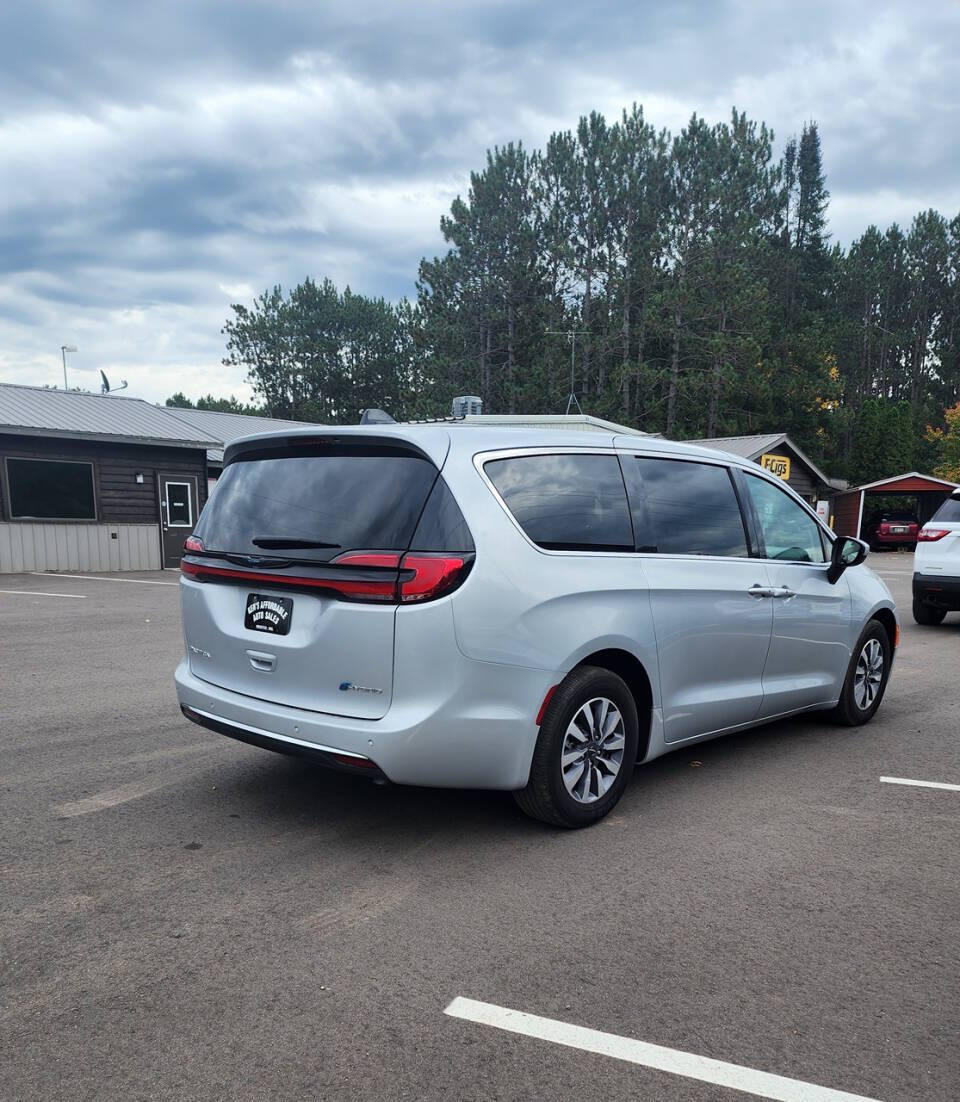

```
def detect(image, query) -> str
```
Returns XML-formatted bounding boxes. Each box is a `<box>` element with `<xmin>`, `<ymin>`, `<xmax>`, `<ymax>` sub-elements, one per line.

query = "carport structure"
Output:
<box><xmin>832</xmin><ymin>471</ymin><xmax>958</xmax><ymax>538</ymax></box>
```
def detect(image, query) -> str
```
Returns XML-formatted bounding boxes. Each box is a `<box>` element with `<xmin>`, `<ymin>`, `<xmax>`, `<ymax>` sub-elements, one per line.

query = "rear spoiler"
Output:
<box><xmin>223</xmin><ymin>428</ymin><xmax>450</xmax><ymax>469</ymax></box>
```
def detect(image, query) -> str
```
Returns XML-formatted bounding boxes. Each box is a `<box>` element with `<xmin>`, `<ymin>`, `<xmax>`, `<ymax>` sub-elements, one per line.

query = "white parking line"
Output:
<box><xmin>880</xmin><ymin>776</ymin><xmax>960</xmax><ymax>792</ymax></box>
<box><xmin>0</xmin><ymin>589</ymin><xmax>86</xmax><ymax>599</ymax></box>
<box><xmin>54</xmin><ymin>778</ymin><xmax>173</xmax><ymax>817</ymax></box>
<box><xmin>30</xmin><ymin>571</ymin><xmax>177</xmax><ymax>586</ymax></box>
<box><xmin>444</xmin><ymin>997</ymin><xmax>881</xmax><ymax>1102</ymax></box>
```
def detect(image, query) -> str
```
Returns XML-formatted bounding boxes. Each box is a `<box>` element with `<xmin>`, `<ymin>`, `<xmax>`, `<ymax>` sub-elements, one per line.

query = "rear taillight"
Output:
<box><xmin>181</xmin><ymin>548</ymin><xmax>472</xmax><ymax>603</ymax></box>
<box><xmin>399</xmin><ymin>554</ymin><xmax>470</xmax><ymax>602</ymax></box>
<box><xmin>879</xmin><ymin>523</ymin><xmax>889</xmax><ymax>533</ymax></box>
<box><xmin>184</xmin><ymin>535</ymin><xmax>204</xmax><ymax>553</ymax></box>
<box><xmin>918</xmin><ymin>529</ymin><xmax>950</xmax><ymax>542</ymax></box>
<box><xmin>180</xmin><ymin>557</ymin><xmax>398</xmax><ymax>601</ymax></box>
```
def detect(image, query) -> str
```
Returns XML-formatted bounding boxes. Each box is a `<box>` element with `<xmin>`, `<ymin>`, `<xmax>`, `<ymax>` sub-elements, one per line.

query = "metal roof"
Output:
<box><xmin>837</xmin><ymin>471</ymin><xmax>959</xmax><ymax>495</ymax></box>
<box><xmin>682</xmin><ymin>432</ymin><xmax>831</xmax><ymax>487</ymax></box>
<box><xmin>0</xmin><ymin>383</ymin><xmax>218</xmax><ymax>449</ymax></box>
<box><xmin>158</xmin><ymin>406</ymin><xmax>317</xmax><ymax>464</ymax></box>
<box><xmin>681</xmin><ymin>432</ymin><xmax>785</xmax><ymax>459</ymax></box>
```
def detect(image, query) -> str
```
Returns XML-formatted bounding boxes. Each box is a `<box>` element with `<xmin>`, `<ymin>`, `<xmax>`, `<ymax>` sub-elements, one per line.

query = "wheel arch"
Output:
<box><xmin>572</xmin><ymin>648</ymin><xmax>654</xmax><ymax>763</ymax></box>
<box><xmin>870</xmin><ymin>605</ymin><xmax>898</xmax><ymax>649</ymax></box>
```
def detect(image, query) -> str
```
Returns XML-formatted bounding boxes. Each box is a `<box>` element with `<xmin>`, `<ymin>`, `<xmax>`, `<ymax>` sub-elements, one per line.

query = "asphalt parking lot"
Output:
<box><xmin>1</xmin><ymin>555</ymin><xmax>958</xmax><ymax>1102</ymax></box>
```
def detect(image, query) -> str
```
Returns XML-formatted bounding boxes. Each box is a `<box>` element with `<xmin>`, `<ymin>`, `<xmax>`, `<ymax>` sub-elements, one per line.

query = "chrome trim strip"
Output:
<box><xmin>473</xmin><ymin>443</ymin><xmax>837</xmax><ymax>561</ymax></box>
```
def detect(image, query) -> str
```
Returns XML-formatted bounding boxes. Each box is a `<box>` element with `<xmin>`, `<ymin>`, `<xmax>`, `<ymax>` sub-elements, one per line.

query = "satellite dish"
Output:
<box><xmin>100</xmin><ymin>371</ymin><xmax>129</xmax><ymax>395</ymax></box>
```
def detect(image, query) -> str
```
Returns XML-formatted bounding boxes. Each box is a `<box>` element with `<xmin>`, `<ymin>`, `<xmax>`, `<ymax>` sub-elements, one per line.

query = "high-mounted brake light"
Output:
<box><xmin>183</xmin><ymin>535</ymin><xmax>204</xmax><ymax>553</ymax></box>
<box><xmin>918</xmin><ymin>528</ymin><xmax>950</xmax><ymax>542</ymax></box>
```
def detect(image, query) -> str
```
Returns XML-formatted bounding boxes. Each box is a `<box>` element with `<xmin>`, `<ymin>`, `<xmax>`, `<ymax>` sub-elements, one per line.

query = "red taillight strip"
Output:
<box><xmin>181</xmin><ymin>550</ymin><xmax>473</xmax><ymax>604</ymax></box>
<box><xmin>180</xmin><ymin>558</ymin><xmax>397</xmax><ymax>599</ymax></box>
<box><xmin>399</xmin><ymin>555</ymin><xmax>467</xmax><ymax>602</ymax></box>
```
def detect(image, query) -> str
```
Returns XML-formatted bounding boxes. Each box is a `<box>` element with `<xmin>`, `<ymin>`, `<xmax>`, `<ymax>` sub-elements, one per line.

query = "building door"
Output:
<box><xmin>158</xmin><ymin>474</ymin><xmax>197</xmax><ymax>568</ymax></box>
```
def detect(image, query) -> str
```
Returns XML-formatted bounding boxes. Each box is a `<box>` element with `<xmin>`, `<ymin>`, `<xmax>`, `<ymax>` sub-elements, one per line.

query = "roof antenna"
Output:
<box><xmin>100</xmin><ymin>370</ymin><xmax>128</xmax><ymax>395</ymax></box>
<box><xmin>547</xmin><ymin>328</ymin><xmax>588</xmax><ymax>415</ymax></box>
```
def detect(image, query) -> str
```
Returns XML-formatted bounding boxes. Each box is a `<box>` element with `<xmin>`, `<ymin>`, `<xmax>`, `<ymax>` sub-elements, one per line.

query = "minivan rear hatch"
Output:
<box><xmin>180</xmin><ymin>434</ymin><xmax>449</xmax><ymax>719</ymax></box>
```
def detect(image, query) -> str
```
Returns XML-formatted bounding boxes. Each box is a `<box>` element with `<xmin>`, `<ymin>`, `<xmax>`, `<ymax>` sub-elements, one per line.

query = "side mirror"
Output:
<box><xmin>828</xmin><ymin>535</ymin><xmax>868</xmax><ymax>584</ymax></box>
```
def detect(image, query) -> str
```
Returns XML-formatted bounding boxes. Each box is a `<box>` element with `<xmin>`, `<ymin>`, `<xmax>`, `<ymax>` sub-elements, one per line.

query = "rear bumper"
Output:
<box><xmin>175</xmin><ymin>656</ymin><xmax>551</xmax><ymax>791</ymax></box>
<box><xmin>180</xmin><ymin>704</ymin><xmax>389</xmax><ymax>779</ymax></box>
<box><xmin>872</xmin><ymin>532</ymin><xmax>917</xmax><ymax>545</ymax></box>
<box><xmin>913</xmin><ymin>573</ymin><xmax>960</xmax><ymax>609</ymax></box>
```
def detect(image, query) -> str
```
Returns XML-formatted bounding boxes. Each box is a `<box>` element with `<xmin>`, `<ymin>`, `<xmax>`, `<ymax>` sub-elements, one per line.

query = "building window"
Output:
<box><xmin>5</xmin><ymin>457</ymin><xmax>97</xmax><ymax>520</ymax></box>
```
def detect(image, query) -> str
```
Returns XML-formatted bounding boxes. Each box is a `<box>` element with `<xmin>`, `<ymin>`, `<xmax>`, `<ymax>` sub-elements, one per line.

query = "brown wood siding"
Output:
<box><xmin>0</xmin><ymin>434</ymin><xmax>207</xmax><ymax>524</ymax></box>
<box><xmin>832</xmin><ymin>491</ymin><xmax>862</xmax><ymax>537</ymax></box>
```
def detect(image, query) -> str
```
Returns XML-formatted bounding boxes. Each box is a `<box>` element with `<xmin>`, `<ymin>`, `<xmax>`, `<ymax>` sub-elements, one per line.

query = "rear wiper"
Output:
<box><xmin>251</xmin><ymin>536</ymin><xmax>341</xmax><ymax>550</ymax></box>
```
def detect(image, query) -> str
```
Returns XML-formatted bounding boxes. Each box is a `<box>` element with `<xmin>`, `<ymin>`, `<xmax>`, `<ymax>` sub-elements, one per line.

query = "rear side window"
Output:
<box><xmin>484</xmin><ymin>453</ymin><xmax>634</xmax><ymax>551</ymax></box>
<box><xmin>623</xmin><ymin>457</ymin><xmax>749</xmax><ymax>557</ymax></box>
<box><xmin>409</xmin><ymin>477</ymin><xmax>474</xmax><ymax>552</ymax></box>
<box><xmin>931</xmin><ymin>496</ymin><xmax>960</xmax><ymax>523</ymax></box>
<box><xmin>194</xmin><ymin>444</ymin><xmax>438</xmax><ymax>561</ymax></box>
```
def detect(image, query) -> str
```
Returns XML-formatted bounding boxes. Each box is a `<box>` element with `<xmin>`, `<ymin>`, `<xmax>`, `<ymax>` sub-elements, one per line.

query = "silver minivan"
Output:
<box><xmin>175</xmin><ymin>426</ymin><xmax>898</xmax><ymax>827</ymax></box>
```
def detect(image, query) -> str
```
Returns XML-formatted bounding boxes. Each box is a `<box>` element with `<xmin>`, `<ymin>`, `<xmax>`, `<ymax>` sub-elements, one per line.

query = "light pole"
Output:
<box><xmin>60</xmin><ymin>345</ymin><xmax>77</xmax><ymax>389</ymax></box>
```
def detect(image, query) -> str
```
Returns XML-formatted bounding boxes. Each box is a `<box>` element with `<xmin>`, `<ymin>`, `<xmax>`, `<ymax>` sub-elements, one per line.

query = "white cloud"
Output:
<box><xmin>0</xmin><ymin>0</ymin><xmax>958</xmax><ymax>403</ymax></box>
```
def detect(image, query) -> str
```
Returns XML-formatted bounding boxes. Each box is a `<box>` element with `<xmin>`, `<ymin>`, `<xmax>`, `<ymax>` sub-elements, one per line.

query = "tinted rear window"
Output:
<box><xmin>194</xmin><ymin>445</ymin><xmax>438</xmax><ymax>561</ymax></box>
<box><xmin>931</xmin><ymin>496</ymin><xmax>960</xmax><ymax>523</ymax></box>
<box><xmin>410</xmin><ymin>477</ymin><xmax>474</xmax><ymax>552</ymax></box>
<box><xmin>484</xmin><ymin>453</ymin><xmax>634</xmax><ymax>551</ymax></box>
<box><xmin>623</xmin><ymin>457</ymin><xmax>748</xmax><ymax>557</ymax></box>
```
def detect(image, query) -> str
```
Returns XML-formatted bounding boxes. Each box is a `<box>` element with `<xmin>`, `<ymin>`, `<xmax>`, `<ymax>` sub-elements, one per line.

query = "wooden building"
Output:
<box><xmin>831</xmin><ymin>472</ymin><xmax>958</xmax><ymax>538</ymax></box>
<box><xmin>0</xmin><ymin>384</ymin><xmax>217</xmax><ymax>572</ymax></box>
<box><xmin>681</xmin><ymin>432</ymin><xmax>834</xmax><ymax>506</ymax></box>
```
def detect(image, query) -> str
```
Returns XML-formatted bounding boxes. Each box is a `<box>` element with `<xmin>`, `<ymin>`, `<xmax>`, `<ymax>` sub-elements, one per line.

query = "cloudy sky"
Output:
<box><xmin>2</xmin><ymin>0</ymin><xmax>958</xmax><ymax>404</ymax></box>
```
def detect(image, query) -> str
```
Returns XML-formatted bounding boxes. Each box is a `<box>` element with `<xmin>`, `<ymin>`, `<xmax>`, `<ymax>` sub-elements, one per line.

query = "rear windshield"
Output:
<box><xmin>931</xmin><ymin>496</ymin><xmax>960</xmax><ymax>524</ymax></box>
<box><xmin>194</xmin><ymin>445</ymin><xmax>439</xmax><ymax>561</ymax></box>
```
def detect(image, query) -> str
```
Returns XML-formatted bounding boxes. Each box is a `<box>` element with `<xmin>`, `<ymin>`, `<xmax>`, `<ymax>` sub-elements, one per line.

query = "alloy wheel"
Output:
<box><xmin>853</xmin><ymin>638</ymin><xmax>884</xmax><ymax>711</ymax></box>
<box><xmin>561</xmin><ymin>697</ymin><xmax>626</xmax><ymax>803</ymax></box>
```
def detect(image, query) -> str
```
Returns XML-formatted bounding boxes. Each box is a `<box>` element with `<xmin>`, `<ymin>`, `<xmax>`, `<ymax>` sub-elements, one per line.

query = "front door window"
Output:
<box><xmin>744</xmin><ymin>474</ymin><xmax>825</xmax><ymax>563</ymax></box>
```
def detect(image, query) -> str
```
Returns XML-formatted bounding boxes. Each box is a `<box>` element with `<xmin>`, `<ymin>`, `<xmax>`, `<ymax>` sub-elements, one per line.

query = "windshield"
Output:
<box><xmin>193</xmin><ymin>445</ymin><xmax>439</xmax><ymax>562</ymax></box>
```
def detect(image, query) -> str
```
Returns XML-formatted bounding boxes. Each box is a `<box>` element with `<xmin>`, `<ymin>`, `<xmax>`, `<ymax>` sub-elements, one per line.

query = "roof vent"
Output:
<box><xmin>452</xmin><ymin>395</ymin><xmax>483</xmax><ymax>418</ymax></box>
<box><xmin>359</xmin><ymin>408</ymin><xmax>396</xmax><ymax>425</ymax></box>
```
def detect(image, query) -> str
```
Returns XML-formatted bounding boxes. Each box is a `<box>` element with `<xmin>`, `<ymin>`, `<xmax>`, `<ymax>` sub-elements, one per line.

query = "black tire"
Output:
<box><xmin>913</xmin><ymin>598</ymin><xmax>947</xmax><ymax>626</ymax></box>
<box><xmin>831</xmin><ymin>619</ymin><xmax>892</xmax><ymax>726</ymax></box>
<box><xmin>513</xmin><ymin>665</ymin><xmax>639</xmax><ymax>828</ymax></box>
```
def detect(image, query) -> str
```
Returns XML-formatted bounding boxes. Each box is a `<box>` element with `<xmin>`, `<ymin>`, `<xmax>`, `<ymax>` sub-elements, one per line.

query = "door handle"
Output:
<box><xmin>772</xmin><ymin>587</ymin><xmax>796</xmax><ymax>600</ymax></box>
<box><xmin>748</xmin><ymin>584</ymin><xmax>775</xmax><ymax>599</ymax></box>
<box><xmin>246</xmin><ymin>650</ymin><xmax>277</xmax><ymax>673</ymax></box>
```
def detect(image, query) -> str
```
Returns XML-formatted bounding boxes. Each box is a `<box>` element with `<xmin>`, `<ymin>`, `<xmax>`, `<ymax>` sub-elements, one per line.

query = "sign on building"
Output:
<box><xmin>759</xmin><ymin>453</ymin><xmax>791</xmax><ymax>480</ymax></box>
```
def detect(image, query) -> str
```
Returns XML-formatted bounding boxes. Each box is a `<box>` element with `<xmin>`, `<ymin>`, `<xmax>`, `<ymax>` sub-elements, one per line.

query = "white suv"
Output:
<box><xmin>913</xmin><ymin>491</ymin><xmax>960</xmax><ymax>624</ymax></box>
